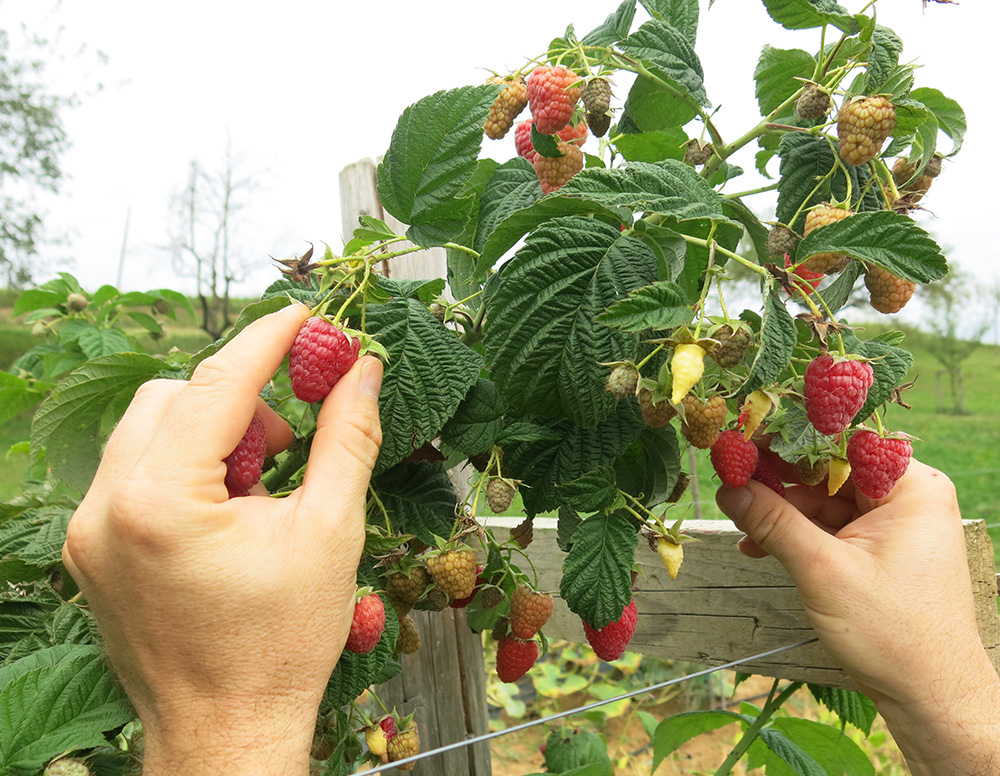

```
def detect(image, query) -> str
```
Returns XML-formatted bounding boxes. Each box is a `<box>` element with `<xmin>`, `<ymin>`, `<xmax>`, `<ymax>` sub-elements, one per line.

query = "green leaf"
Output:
<box><xmin>595</xmin><ymin>281</ymin><xmax>691</xmax><ymax>332</ymax></box>
<box><xmin>797</xmin><ymin>211</ymin><xmax>947</xmax><ymax>283</ymax></box>
<box><xmin>377</xmin><ymin>85</ymin><xmax>498</xmax><ymax>247</ymax></box>
<box><xmin>440</xmin><ymin>378</ymin><xmax>507</xmax><ymax>457</ymax></box>
<box><xmin>613</xmin><ymin>128</ymin><xmax>687</xmax><ymax>164</ymax></box>
<box><xmin>353</xmin><ymin>215</ymin><xmax>398</xmax><ymax>242</ymax></box>
<box><xmin>842</xmin><ymin>333</ymin><xmax>914</xmax><ymax>423</ymax></box>
<box><xmin>808</xmin><ymin>685</ymin><xmax>878</xmax><ymax>735</ymax></box>
<box><xmin>770</xmin><ymin>718</ymin><xmax>876</xmax><ymax>775</ymax></box>
<box><xmin>722</xmin><ymin>198</ymin><xmax>770</xmax><ymax>264</ymax></box>
<box><xmin>757</xmin><ymin>727</ymin><xmax>830</xmax><ymax>776</ymax></box>
<box><xmin>484</xmin><ymin>218</ymin><xmax>657</xmax><ymax>427</ymax></box>
<box><xmin>12</xmin><ymin>290</ymin><xmax>65</xmax><ymax>318</ymax></box>
<box><xmin>614</xmin><ymin>425</ymin><xmax>681</xmax><ymax>508</ymax></box>
<box><xmin>652</xmin><ymin>710</ymin><xmax>742</xmax><ymax>773</ymax></box>
<box><xmin>76</xmin><ymin>328</ymin><xmax>132</xmax><ymax>359</ymax></box>
<box><xmin>866</xmin><ymin>26</ymin><xmax>902</xmax><ymax>93</ymax></box>
<box><xmin>910</xmin><ymin>87</ymin><xmax>966</xmax><ymax>155</ymax></box>
<box><xmin>622</xmin><ymin>76</ymin><xmax>697</xmax><ymax>132</ymax></box>
<box><xmin>557</xmin><ymin>506</ymin><xmax>583</xmax><ymax>552</ymax></box>
<box><xmin>761</xmin><ymin>0</ymin><xmax>858</xmax><ymax>33</ymax></box>
<box><xmin>188</xmin><ymin>297</ymin><xmax>292</xmax><ymax>371</ymax></box>
<box><xmin>365</xmin><ymin>298</ymin><xmax>482</xmax><ymax>473</ymax></box>
<box><xmin>474</xmin><ymin>158</ymin><xmax>542</xmax><ymax>258</ymax></box>
<box><xmin>558</xmin><ymin>466</ymin><xmax>618</xmax><ymax>512</ymax></box>
<box><xmin>0</xmin><ymin>372</ymin><xmax>46</xmax><ymax>428</ymax></box>
<box><xmin>559</xmin><ymin>512</ymin><xmax>638</xmax><ymax>628</ymax></box>
<box><xmin>768</xmin><ymin>401</ymin><xmax>832</xmax><ymax>463</ymax></box>
<box><xmin>0</xmin><ymin>645</ymin><xmax>133</xmax><ymax>774</ymax></box>
<box><xmin>5</xmin><ymin>506</ymin><xmax>73</xmax><ymax>569</ymax></box>
<box><xmin>47</xmin><ymin>604</ymin><xmax>96</xmax><ymax>646</ymax></box>
<box><xmin>619</xmin><ymin>19</ymin><xmax>708</xmax><ymax>107</ymax></box>
<box><xmin>126</xmin><ymin>311</ymin><xmax>163</xmax><ymax>336</ymax></box>
<box><xmin>582</xmin><ymin>0</ymin><xmax>637</xmax><ymax>46</ymax></box>
<box><xmin>374</xmin><ymin>462</ymin><xmax>458</xmax><ymax>549</ymax></box>
<box><xmin>754</xmin><ymin>46</ymin><xmax>815</xmax><ymax>118</ymax></box>
<box><xmin>151</xmin><ymin>288</ymin><xmax>196</xmax><ymax>319</ymax></box>
<box><xmin>0</xmin><ymin>604</ymin><xmax>50</xmax><ymax>661</ymax></box>
<box><xmin>741</xmin><ymin>286</ymin><xmax>795</xmax><ymax>395</ymax></box>
<box><xmin>531</xmin><ymin>124</ymin><xmax>563</xmax><ymax>158</ymax></box>
<box><xmin>544</xmin><ymin>729</ymin><xmax>613</xmax><ymax>776</ymax></box>
<box><xmin>31</xmin><ymin>353</ymin><xmax>166</xmax><ymax>491</ymax></box>
<box><xmin>816</xmin><ymin>260</ymin><xmax>862</xmax><ymax>313</ymax></box>
<box><xmin>323</xmin><ymin>597</ymin><xmax>399</xmax><ymax>709</ymax></box>
<box><xmin>638</xmin><ymin>0</ymin><xmax>698</xmax><ymax>44</ymax></box>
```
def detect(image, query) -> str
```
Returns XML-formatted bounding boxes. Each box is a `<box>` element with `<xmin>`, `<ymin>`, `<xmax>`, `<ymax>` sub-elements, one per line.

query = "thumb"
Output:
<box><xmin>299</xmin><ymin>357</ymin><xmax>384</xmax><ymax>516</ymax></box>
<box><xmin>716</xmin><ymin>481</ymin><xmax>831</xmax><ymax>577</ymax></box>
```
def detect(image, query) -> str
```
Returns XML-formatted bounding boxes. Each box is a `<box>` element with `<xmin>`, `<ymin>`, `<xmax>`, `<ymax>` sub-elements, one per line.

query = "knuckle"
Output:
<box><xmin>188</xmin><ymin>353</ymin><xmax>235</xmax><ymax>389</ymax></box>
<box><xmin>323</xmin><ymin>413</ymin><xmax>383</xmax><ymax>471</ymax></box>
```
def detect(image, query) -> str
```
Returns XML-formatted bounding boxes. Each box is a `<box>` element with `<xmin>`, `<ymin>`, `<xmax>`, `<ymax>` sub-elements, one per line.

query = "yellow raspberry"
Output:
<box><xmin>837</xmin><ymin>96</ymin><xmax>896</xmax><ymax>166</ymax></box>
<box><xmin>828</xmin><ymin>458</ymin><xmax>851</xmax><ymax>496</ymax></box>
<box><xmin>656</xmin><ymin>537</ymin><xmax>684</xmax><ymax>580</ymax></box>
<box><xmin>484</xmin><ymin>75</ymin><xmax>527</xmax><ymax>140</ymax></box>
<box><xmin>803</xmin><ymin>206</ymin><xmax>853</xmax><ymax>274</ymax></box>
<box><xmin>670</xmin><ymin>344</ymin><xmax>706</xmax><ymax>404</ymax></box>
<box><xmin>864</xmin><ymin>265</ymin><xmax>916</xmax><ymax>314</ymax></box>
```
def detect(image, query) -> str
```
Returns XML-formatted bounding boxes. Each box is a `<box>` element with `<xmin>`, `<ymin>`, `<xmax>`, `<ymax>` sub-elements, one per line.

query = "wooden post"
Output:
<box><xmin>341</xmin><ymin>159</ymin><xmax>490</xmax><ymax>775</ymax></box>
<box><xmin>484</xmin><ymin>517</ymin><xmax>1000</xmax><ymax>690</ymax></box>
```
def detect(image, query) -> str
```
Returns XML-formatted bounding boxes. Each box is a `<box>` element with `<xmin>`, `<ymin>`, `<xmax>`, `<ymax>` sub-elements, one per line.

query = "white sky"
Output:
<box><xmin>9</xmin><ymin>0</ymin><xmax>999</xmax><ymax>322</ymax></box>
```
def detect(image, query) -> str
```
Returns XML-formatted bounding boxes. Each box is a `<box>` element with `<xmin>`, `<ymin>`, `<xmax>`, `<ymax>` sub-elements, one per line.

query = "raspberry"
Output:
<box><xmin>684</xmin><ymin>139</ymin><xmax>713</xmax><ymax>166</ymax></box>
<box><xmin>289</xmin><ymin>316</ymin><xmax>361</xmax><ymax>403</ymax></box>
<box><xmin>533</xmin><ymin>141</ymin><xmax>584</xmax><ymax>194</ymax></box>
<box><xmin>379</xmin><ymin>715</ymin><xmax>399</xmax><ymax>741</ymax></box>
<box><xmin>681</xmin><ymin>394</ymin><xmax>727</xmax><ymax>449</ymax></box>
<box><xmin>752</xmin><ymin>450</ymin><xmax>786</xmax><ymax>496</ymax></box>
<box><xmin>449</xmin><ymin>565</ymin><xmax>484</xmax><ymax>608</ymax></box>
<box><xmin>386</xmin><ymin>720</ymin><xmax>420</xmax><ymax>771</ymax></box>
<box><xmin>710</xmin><ymin>430</ymin><xmax>759</xmax><ymax>488</ymax></box>
<box><xmin>514</xmin><ymin>120</ymin><xmax>536</xmax><ymax>162</ymax></box>
<box><xmin>484</xmin><ymin>75</ymin><xmax>527</xmax><ymax>140</ymax></box>
<box><xmin>711</xmin><ymin>325</ymin><xmax>752</xmax><ymax>369</ymax></box>
<box><xmin>582</xmin><ymin>77</ymin><xmax>612</xmax><ymax>116</ymax></box>
<box><xmin>480</xmin><ymin>586</ymin><xmax>505</xmax><ymax>610</ymax></box>
<box><xmin>925</xmin><ymin>153</ymin><xmax>943</xmax><ymax>178</ymax></box>
<box><xmin>66</xmin><ymin>293</ymin><xmax>88</xmax><ymax>312</ymax></box>
<box><xmin>385</xmin><ymin>566</ymin><xmax>428</xmax><ymax>617</ymax></box>
<box><xmin>421</xmin><ymin>587</ymin><xmax>449</xmax><ymax>611</ymax></box>
<box><xmin>496</xmin><ymin>636</ymin><xmax>539</xmax><ymax>683</ymax></box>
<box><xmin>509</xmin><ymin>586</ymin><xmax>554</xmax><ymax>639</ymax></box>
<box><xmin>487</xmin><ymin>478</ymin><xmax>516</xmax><ymax>513</ymax></box>
<box><xmin>424</xmin><ymin>547</ymin><xmax>478</xmax><ymax>600</ymax></box>
<box><xmin>670</xmin><ymin>343</ymin><xmax>706</xmax><ymax>404</ymax></box>
<box><xmin>44</xmin><ymin>759</ymin><xmax>91</xmax><ymax>776</ymax></box>
<box><xmin>785</xmin><ymin>256</ymin><xmax>823</xmax><ymax>297</ymax></box>
<box><xmin>865</xmin><ymin>265</ymin><xmax>916</xmax><ymax>314</ymax></box>
<box><xmin>587</xmin><ymin>111</ymin><xmax>611</xmax><ymax>138</ymax></box>
<box><xmin>638</xmin><ymin>387</ymin><xmax>676</xmax><ymax>428</ymax></box>
<box><xmin>804</xmin><ymin>355</ymin><xmax>874</xmax><ymax>436</ymax></box>
<box><xmin>224</xmin><ymin>411</ymin><xmax>267</xmax><ymax>498</ymax></box>
<box><xmin>526</xmin><ymin>65</ymin><xmax>581</xmax><ymax>135</ymax></box>
<box><xmin>903</xmin><ymin>174</ymin><xmax>933</xmax><ymax>203</ymax></box>
<box><xmin>803</xmin><ymin>206</ymin><xmax>853</xmax><ymax>274</ymax></box>
<box><xmin>766</xmin><ymin>225</ymin><xmax>800</xmax><ymax>258</ymax></box>
<box><xmin>838</xmin><ymin>96</ymin><xmax>896</xmax><ymax>166</ymax></box>
<box><xmin>795</xmin><ymin>456</ymin><xmax>829</xmax><ymax>487</ymax></box>
<box><xmin>656</xmin><ymin>537</ymin><xmax>683</xmax><ymax>580</ymax></box>
<box><xmin>396</xmin><ymin>614</ymin><xmax>421</xmax><ymax>654</ymax></box>
<box><xmin>606</xmin><ymin>363</ymin><xmax>639</xmax><ymax>398</ymax></box>
<box><xmin>828</xmin><ymin>457</ymin><xmax>852</xmax><ymax>496</ymax></box>
<box><xmin>366</xmin><ymin>725</ymin><xmax>389</xmax><ymax>758</ymax></box>
<box><xmin>557</xmin><ymin>119</ymin><xmax>588</xmax><ymax>146</ymax></box>
<box><xmin>891</xmin><ymin>157</ymin><xmax>918</xmax><ymax>187</ymax></box>
<box><xmin>345</xmin><ymin>593</ymin><xmax>386</xmax><ymax>654</ymax></box>
<box><xmin>796</xmin><ymin>84</ymin><xmax>831</xmax><ymax>120</ymax></box>
<box><xmin>847</xmin><ymin>430</ymin><xmax>912</xmax><ymax>499</ymax></box>
<box><xmin>737</xmin><ymin>390</ymin><xmax>773</xmax><ymax>440</ymax></box>
<box><xmin>491</xmin><ymin>616</ymin><xmax>510</xmax><ymax>641</ymax></box>
<box><xmin>583</xmin><ymin>598</ymin><xmax>638</xmax><ymax>662</ymax></box>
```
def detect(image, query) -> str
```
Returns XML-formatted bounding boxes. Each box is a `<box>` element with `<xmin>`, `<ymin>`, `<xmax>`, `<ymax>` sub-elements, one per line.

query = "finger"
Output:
<box><xmin>146</xmin><ymin>304</ymin><xmax>310</xmax><ymax>478</ymax></box>
<box><xmin>298</xmin><ymin>357</ymin><xmax>383</xmax><ymax>518</ymax></box>
<box><xmin>783</xmin><ymin>485</ymin><xmax>859</xmax><ymax>531</ymax></box>
<box><xmin>255</xmin><ymin>398</ymin><xmax>293</xmax><ymax>457</ymax></box>
<box><xmin>737</xmin><ymin>535</ymin><xmax>769</xmax><ymax>558</ymax></box>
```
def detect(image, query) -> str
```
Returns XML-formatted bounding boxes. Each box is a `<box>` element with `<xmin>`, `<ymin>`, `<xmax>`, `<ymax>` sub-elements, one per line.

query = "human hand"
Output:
<box><xmin>63</xmin><ymin>304</ymin><xmax>383</xmax><ymax>776</ymax></box>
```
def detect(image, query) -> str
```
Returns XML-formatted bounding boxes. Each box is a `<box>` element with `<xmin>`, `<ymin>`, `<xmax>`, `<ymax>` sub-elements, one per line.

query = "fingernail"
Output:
<box><xmin>716</xmin><ymin>486</ymin><xmax>753</xmax><ymax>519</ymax></box>
<box><xmin>360</xmin><ymin>358</ymin><xmax>383</xmax><ymax>400</ymax></box>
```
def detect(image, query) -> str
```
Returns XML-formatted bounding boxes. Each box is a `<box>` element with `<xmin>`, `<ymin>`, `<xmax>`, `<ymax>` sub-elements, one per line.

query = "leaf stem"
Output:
<box><xmin>442</xmin><ymin>242</ymin><xmax>481</xmax><ymax>259</ymax></box>
<box><xmin>714</xmin><ymin>680</ymin><xmax>802</xmax><ymax>776</ymax></box>
<box><xmin>679</xmin><ymin>235</ymin><xmax>767</xmax><ymax>277</ymax></box>
<box><xmin>722</xmin><ymin>183</ymin><xmax>779</xmax><ymax>199</ymax></box>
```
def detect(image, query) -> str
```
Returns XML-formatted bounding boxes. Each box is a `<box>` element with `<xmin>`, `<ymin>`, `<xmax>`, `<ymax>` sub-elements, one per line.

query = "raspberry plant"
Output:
<box><xmin>0</xmin><ymin>1</ymin><xmax>967</xmax><ymax>774</ymax></box>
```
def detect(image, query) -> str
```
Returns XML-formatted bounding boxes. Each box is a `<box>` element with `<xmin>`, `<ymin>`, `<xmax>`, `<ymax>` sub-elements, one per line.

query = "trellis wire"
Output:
<box><xmin>350</xmin><ymin>637</ymin><xmax>820</xmax><ymax>775</ymax></box>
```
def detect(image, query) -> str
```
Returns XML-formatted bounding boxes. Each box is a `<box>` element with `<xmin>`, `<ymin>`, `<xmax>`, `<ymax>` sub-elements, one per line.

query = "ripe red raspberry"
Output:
<box><xmin>803</xmin><ymin>206</ymin><xmax>853</xmax><ymax>274</ymax></box>
<box><xmin>752</xmin><ymin>451</ymin><xmax>786</xmax><ymax>496</ymax></box>
<box><xmin>638</xmin><ymin>387</ymin><xmax>676</xmax><ymax>428</ymax></box>
<box><xmin>386</xmin><ymin>720</ymin><xmax>420</xmax><ymax>771</ymax></box>
<box><xmin>509</xmin><ymin>585</ymin><xmax>554</xmax><ymax>639</ymax></box>
<box><xmin>838</xmin><ymin>96</ymin><xmax>896</xmax><ymax>166</ymax></box>
<box><xmin>710</xmin><ymin>430</ymin><xmax>759</xmax><ymax>488</ymax></box>
<box><xmin>847</xmin><ymin>430</ymin><xmax>912</xmax><ymax>499</ymax></box>
<box><xmin>804</xmin><ymin>355</ymin><xmax>874</xmax><ymax>436</ymax></box>
<box><xmin>556</xmin><ymin>119</ymin><xmax>588</xmax><ymax>146</ymax></box>
<box><xmin>534</xmin><ymin>141</ymin><xmax>584</xmax><ymax>194</ymax></box>
<box><xmin>345</xmin><ymin>593</ymin><xmax>385</xmax><ymax>654</ymax></box>
<box><xmin>484</xmin><ymin>75</ymin><xmax>528</xmax><ymax>140</ymax></box>
<box><xmin>583</xmin><ymin>598</ymin><xmax>638</xmax><ymax>662</ymax></box>
<box><xmin>449</xmin><ymin>565</ymin><xmax>484</xmax><ymax>608</ymax></box>
<box><xmin>864</xmin><ymin>265</ymin><xmax>916</xmax><ymax>314</ymax></box>
<box><xmin>514</xmin><ymin>120</ymin><xmax>536</xmax><ymax>162</ymax></box>
<box><xmin>496</xmin><ymin>636</ymin><xmax>539</xmax><ymax>683</ymax></box>
<box><xmin>526</xmin><ymin>65</ymin><xmax>581</xmax><ymax>135</ymax></box>
<box><xmin>224</xmin><ymin>411</ymin><xmax>267</xmax><ymax>498</ymax></box>
<box><xmin>424</xmin><ymin>546</ymin><xmax>478</xmax><ymax>600</ymax></box>
<box><xmin>681</xmin><ymin>394</ymin><xmax>727</xmax><ymax>449</ymax></box>
<box><xmin>379</xmin><ymin>715</ymin><xmax>398</xmax><ymax>741</ymax></box>
<box><xmin>289</xmin><ymin>316</ymin><xmax>361</xmax><ymax>403</ymax></box>
<box><xmin>784</xmin><ymin>256</ymin><xmax>823</xmax><ymax>297</ymax></box>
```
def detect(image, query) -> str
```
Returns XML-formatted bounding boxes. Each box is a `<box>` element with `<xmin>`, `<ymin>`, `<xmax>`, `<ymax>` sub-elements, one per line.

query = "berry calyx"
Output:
<box><xmin>582</xmin><ymin>598</ymin><xmax>638</xmax><ymax>662</ymax></box>
<box><xmin>289</xmin><ymin>316</ymin><xmax>361</xmax><ymax>403</ymax></box>
<box><xmin>710</xmin><ymin>430</ymin><xmax>759</xmax><ymax>489</ymax></box>
<box><xmin>803</xmin><ymin>355</ymin><xmax>874</xmax><ymax>436</ymax></box>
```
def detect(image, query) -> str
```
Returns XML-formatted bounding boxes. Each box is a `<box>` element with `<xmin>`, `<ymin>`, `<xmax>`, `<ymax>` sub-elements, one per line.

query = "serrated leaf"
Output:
<box><xmin>0</xmin><ymin>604</ymin><xmax>50</xmax><ymax>661</ymax></box>
<box><xmin>615</xmin><ymin>425</ymin><xmax>681</xmax><ymax>508</ymax></box>
<box><xmin>474</xmin><ymin>158</ymin><xmax>541</xmax><ymax>257</ymax></box>
<box><xmin>366</xmin><ymin>298</ymin><xmax>482</xmax><ymax>473</ymax></box>
<box><xmin>910</xmin><ymin>87</ymin><xmax>966</xmax><ymax>155</ymax></box>
<box><xmin>638</xmin><ymin>0</ymin><xmax>698</xmax><ymax>43</ymax></box>
<box><xmin>558</xmin><ymin>467</ymin><xmax>618</xmax><ymax>512</ymax></box>
<box><xmin>622</xmin><ymin>76</ymin><xmax>697</xmax><ymax>133</ymax></box>
<box><xmin>816</xmin><ymin>260</ymin><xmax>862</xmax><ymax>313</ymax></box>
<box><xmin>761</xmin><ymin>0</ymin><xmax>858</xmax><ymax>33</ymax></box>
<box><xmin>559</xmin><ymin>512</ymin><xmax>638</xmax><ymax>628</ymax></box>
<box><xmin>544</xmin><ymin>729</ymin><xmax>613</xmax><ymax>776</ymax></box>
<box><xmin>12</xmin><ymin>290</ymin><xmax>65</xmax><ymax>318</ymax></box>
<box><xmin>769</xmin><ymin>402</ymin><xmax>832</xmax><ymax>463</ymax></box>
<box><xmin>595</xmin><ymin>281</ymin><xmax>691</xmax><ymax>332</ymax></box>
<box><xmin>797</xmin><ymin>211</ymin><xmax>947</xmax><ymax>283</ymax></box>
<box><xmin>808</xmin><ymin>685</ymin><xmax>878</xmax><ymax>735</ymax></box>
<box><xmin>757</xmin><ymin>727</ymin><xmax>829</xmax><ymax>776</ymax></box>
<box><xmin>440</xmin><ymin>378</ymin><xmax>507</xmax><ymax>456</ymax></box>
<box><xmin>582</xmin><ymin>0</ymin><xmax>637</xmax><ymax>46</ymax></box>
<box><xmin>866</xmin><ymin>26</ymin><xmax>902</xmax><ymax>93</ymax></box>
<box><xmin>741</xmin><ymin>286</ymin><xmax>795</xmax><ymax>395</ymax></box>
<box><xmin>619</xmin><ymin>19</ymin><xmax>708</xmax><ymax>107</ymax></box>
<box><xmin>0</xmin><ymin>645</ymin><xmax>133</xmax><ymax>774</ymax></box>
<box><xmin>31</xmin><ymin>354</ymin><xmax>166</xmax><ymax>492</ymax></box>
<box><xmin>495</xmin><ymin>419</ymin><xmax>561</xmax><ymax>447</ymax></box>
<box><xmin>188</xmin><ymin>297</ymin><xmax>292</xmax><ymax>371</ymax></box>
<box><xmin>323</xmin><ymin>597</ymin><xmax>399</xmax><ymax>709</ymax></box>
<box><xmin>485</xmin><ymin>218</ymin><xmax>657</xmax><ymax>427</ymax></box>
<box><xmin>652</xmin><ymin>710</ymin><xmax>742</xmax><ymax>773</ymax></box>
<box><xmin>842</xmin><ymin>333</ymin><xmax>913</xmax><ymax>423</ymax></box>
<box><xmin>374</xmin><ymin>462</ymin><xmax>458</xmax><ymax>545</ymax></box>
<box><xmin>0</xmin><ymin>372</ymin><xmax>47</xmax><ymax>428</ymax></box>
<box><xmin>126</xmin><ymin>311</ymin><xmax>163</xmax><ymax>336</ymax></box>
<box><xmin>531</xmin><ymin>124</ymin><xmax>563</xmax><ymax>159</ymax></box>
<box><xmin>613</xmin><ymin>128</ymin><xmax>687</xmax><ymax>164</ymax></box>
<box><xmin>47</xmin><ymin>604</ymin><xmax>95</xmax><ymax>646</ymax></box>
<box><xmin>8</xmin><ymin>507</ymin><xmax>73</xmax><ymax>568</ymax></box>
<box><xmin>770</xmin><ymin>718</ymin><xmax>876</xmax><ymax>775</ymax></box>
<box><xmin>557</xmin><ymin>507</ymin><xmax>583</xmax><ymax>552</ymax></box>
<box><xmin>258</xmin><ymin>277</ymin><xmax>321</xmax><ymax>306</ymax></box>
<box><xmin>76</xmin><ymin>328</ymin><xmax>131</xmax><ymax>360</ymax></box>
<box><xmin>754</xmin><ymin>45</ymin><xmax>815</xmax><ymax>118</ymax></box>
<box><xmin>377</xmin><ymin>85</ymin><xmax>497</xmax><ymax>247</ymax></box>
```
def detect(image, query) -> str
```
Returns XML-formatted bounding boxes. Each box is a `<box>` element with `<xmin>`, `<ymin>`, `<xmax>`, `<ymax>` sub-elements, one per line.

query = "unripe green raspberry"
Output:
<box><xmin>44</xmin><ymin>758</ymin><xmax>91</xmax><ymax>776</ymax></box>
<box><xmin>67</xmin><ymin>293</ymin><xmax>88</xmax><ymax>312</ymax></box>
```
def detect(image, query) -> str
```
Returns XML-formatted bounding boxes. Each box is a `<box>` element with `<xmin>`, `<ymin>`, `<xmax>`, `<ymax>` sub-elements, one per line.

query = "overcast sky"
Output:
<box><xmin>9</xmin><ymin>0</ymin><xmax>998</xmax><ymax>332</ymax></box>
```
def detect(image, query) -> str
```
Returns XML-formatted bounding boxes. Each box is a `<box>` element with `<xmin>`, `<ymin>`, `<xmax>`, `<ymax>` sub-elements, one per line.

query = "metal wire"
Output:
<box><xmin>350</xmin><ymin>637</ymin><xmax>820</xmax><ymax>775</ymax></box>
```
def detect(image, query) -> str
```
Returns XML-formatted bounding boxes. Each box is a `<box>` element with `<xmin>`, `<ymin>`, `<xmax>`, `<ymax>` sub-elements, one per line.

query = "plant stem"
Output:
<box><xmin>714</xmin><ymin>681</ymin><xmax>802</xmax><ymax>776</ymax></box>
<box><xmin>722</xmin><ymin>183</ymin><xmax>779</xmax><ymax>199</ymax></box>
<box><xmin>442</xmin><ymin>242</ymin><xmax>481</xmax><ymax>259</ymax></box>
<box><xmin>679</xmin><ymin>235</ymin><xmax>767</xmax><ymax>277</ymax></box>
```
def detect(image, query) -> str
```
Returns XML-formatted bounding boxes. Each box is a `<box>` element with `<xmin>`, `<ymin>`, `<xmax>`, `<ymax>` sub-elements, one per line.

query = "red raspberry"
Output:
<box><xmin>449</xmin><ymin>565</ymin><xmax>484</xmax><ymax>608</ymax></box>
<box><xmin>752</xmin><ymin>451</ymin><xmax>787</xmax><ymax>496</ymax></box>
<box><xmin>514</xmin><ymin>120</ymin><xmax>536</xmax><ymax>162</ymax></box>
<box><xmin>784</xmin><ymin>256</ymin><xmax>823</xmax><ymax>297</ymax></box>
<box><xmin>583</xmin><ymin>598</ymin><xmax>638</xmax><ymax>662</ymax></box>
<box><xmin>533</xmin><ymin>141</ymin><xmax>584</xmax><ymax>194</ymax></box>
<box><xmin>289</xmin><ymin>316</ymin><xmax>361</xmax><ymax>403</ymax></box>
<box><xmin>556</xmin><ymin>119</ymin><xmax>588</xmax><ymax>146</ymax></box>
<box><xmin>847</xmin><ymin>430</ymin><xmax>912</xmax><ymax>499</ymax></box>
<box><xmin>526</xmin><ymin>65</ymin><xmax>581</xmax><ymax>135</ymax></box>
<box><xmin>379</xmin><ymin>715</ymin><xmax>398</xmax><ymax>741</ymax></box>
<box><xmin>224</xmin><ymin>411</ymin><xmax>267</xmax><ymax>498</ymax></box>
<box><xmin>509</xmin><ymin>586</ymin><xmax>554</xmax><ymax>639</ymax></box>
<box><xmin>344</xmin><ymin>593</ymin><xmax>385</xmax><ymax>654</ymax></box>
<box><xmin>804</xmin><ymin>355</ymin><xmax>874</xmax><ymax>436</ymax></box>
<box><xmin>710</xmin><ymin>430</ymin><xmax>759</xmax><ymax>489</ymax></box>
<box><xmin>496</xmin><ymin>636</ymin><xmax>539</xmax><ymax>683</ymax></box>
